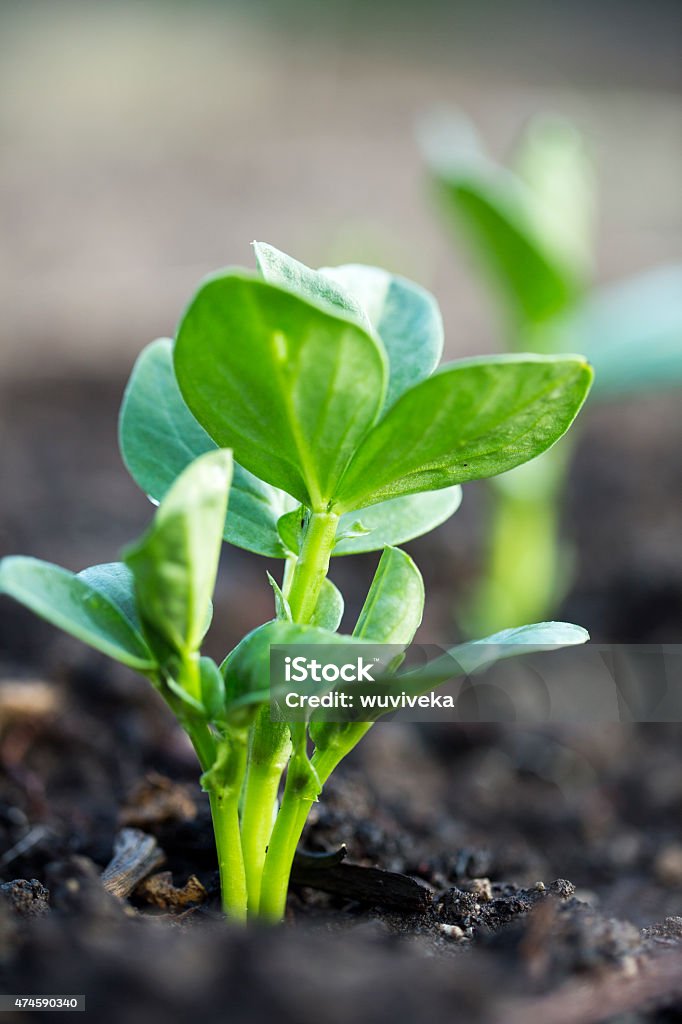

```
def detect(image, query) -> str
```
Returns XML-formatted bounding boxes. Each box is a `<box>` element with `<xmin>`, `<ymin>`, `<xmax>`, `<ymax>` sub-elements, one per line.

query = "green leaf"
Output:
<box><xmin>333</xmin><ymin>487</ymin><xmax>462</xmax><ymax>555</ymax></box>
<box><xmin>310</xmin><ymin>578</ymin><xmax>344</xmax><ymax>632</ymax></box>
<box><xmin>320</xmin><ymin>264</ymin><xmax>444</xmax><ymax>408</ymax></box>
<box><xmin>254</xmin><ymin>242</ymin><xmax>371</xmax><ymax>331</ymax></box>
<box><xmin>0</xmin><ymin>556</ymin><xmax>156</xmax><ymax>671</ymax></box>
<box><xmin>562</xmin><ymin>265</ymin><xmax>682</xmax><ymax>399</ymax></box>
<box><xmin>308</xmin><ymin>546</ymin><xmax>423</xmax><ymax>751</ymax></box>
<box><xmin>77</xmin><ymin>562</ymin><xmax>142</xmax><ymax>633</ymax></box>
<box><xmin>421</xmin><ymin>111</ymin><xmax>578</xmax><ymax>327</ymax></box>
<box><xmin>221</xmin><ymin>619</ymin><xmax>365</xmax><ymax>720</ymax></box>
<box><xmin>256</xmin><ymin>243</ymin><xmax>444</xmax><ymax>411</ymax></box>
<box><xmin>199</xmin><ymin>656</ymin><xmax>226</xmax><ymax>722</ymax></box>
<box><xmin>119</xmin><ymin>337</ymin><xmax>294</xmax><ymax>557</ymax></box>
<box><xmin>124</xmin><ymin>449</ymin><xmax>232</xmax><ymax>659</ymax></box>
<box><xmin>353</xmin><ymin>547</ymin><xmax>424</xmax><ymax>644</ymax></box>
<box><xmin>399</xmin><ymin>620</ymin><xmax>590</xmax><ymax>693</ymax></box>
<box><xmin>276</xmin><ymin>506</ymin><xmax>308</xmax><ymax>556</ymax></box>
<box><xmin>279</xmin><ymin>489</ymin><xmax>461</xmax><ymax>556</ymax></box>
<box><xmin>513</xmin><ymin>114</ymin><xmax>594</xmax><ymax>281</ymax></box>
<box><xmin>267</xmin><ymin>571</ymin><xmax>292</xmax><ymax>622</ymax></box>
<box><xmin>347</xmin><ymin>621</ymin><xmax>590</xmax><ymax>723</ymax></box>
<box><xmin>334</xmin><ymin>354</ymin><xmax>593</xmax><ymax>512</ymax></box>
<box><xmin>174</xmin><ymin>272</ymin><xmax>387</xmax><ymax>509</ymax></box>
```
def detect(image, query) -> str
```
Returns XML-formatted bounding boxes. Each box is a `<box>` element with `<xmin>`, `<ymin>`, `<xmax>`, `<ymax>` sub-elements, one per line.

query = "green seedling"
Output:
<box><xmin>421</xmin><ymin>112</ymin><xmax>682</xmax><ymax>634</ymax></box>
<box><xmin>0</xmin><ymin>242</ymin><xmax>593</xmax><ymax>922</ymax></box>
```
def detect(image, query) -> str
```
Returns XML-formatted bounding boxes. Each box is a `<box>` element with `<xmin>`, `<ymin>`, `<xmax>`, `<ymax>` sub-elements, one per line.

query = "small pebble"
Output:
<box><xmin>654</xmin><ymin>845</ymin><xmax>682</xmax><ymax>887</ymax></box>
<box><xmin>437</xmin><ymin>923</ymin><xmax>468</xmax><ymax>941</ymax></box>
<box><xmin>469</xmin><ymin>878</ymin><xmax>493</xmax><ymax>902</ymax></box>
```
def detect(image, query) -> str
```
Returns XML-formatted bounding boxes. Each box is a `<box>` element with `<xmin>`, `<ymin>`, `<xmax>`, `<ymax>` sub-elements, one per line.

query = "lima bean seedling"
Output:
<box><xmin>0</xmin><ymin>242</ymin><xmax>593</xmax><ymax>921</ymax></box>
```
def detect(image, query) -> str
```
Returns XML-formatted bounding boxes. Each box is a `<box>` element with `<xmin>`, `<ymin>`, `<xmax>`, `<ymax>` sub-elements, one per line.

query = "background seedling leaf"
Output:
<box><xmin>124</xmin><ymin>449</ymin><xmax>232</xmax><ymax>659</ymax></box>
<box><xmin>560</xmin><ymin>265</ymin><xmax>682</xmax><ymax>399</ymax></box>
<box><xmin>174</xmin><ymin>272</ymin><xmax>387</xmax><ymax>508</ymax></box>
<box><xmin>320</xmin><ymin>263</ymin><xmax>444</xmax><ymax>408</ymax></box>
<box><xmin>334</xmin><ymin>355</ymin><xmax>593</xmax><ymax>512</ymax></box>
<box><xmin>0</xmin><ymin>557</ymin><xmax>156</xmax><ymax>671</ymax></box>
<box><xmin>512</xmin><ymin>114</ymin><xmax>594</xmax><ymax>281</ymax></box>
<box><xmin>353</xmin><ymin>547</ymin><xmax>424</xmax><ymax>644</ymax></box>
<box><xmin>421</xmin><ymin>110</ymin><xmax>578</xmax><ymax>327</ymax></box>
<box><xmin>120</xmin><ymin>338</ymin><xmax>293</xmax><ymax>557</ymax></box>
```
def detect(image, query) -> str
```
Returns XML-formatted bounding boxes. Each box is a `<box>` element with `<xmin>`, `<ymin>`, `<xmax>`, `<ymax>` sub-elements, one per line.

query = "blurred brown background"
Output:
<box><xmin>1</xmin><ymin>0</ymin><xmax>681</xmax><ymax>667</ymax></box>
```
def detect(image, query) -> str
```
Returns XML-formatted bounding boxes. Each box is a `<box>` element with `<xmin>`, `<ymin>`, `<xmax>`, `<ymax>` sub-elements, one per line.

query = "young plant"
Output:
<box><xmin>0</xmin><ymin>242</ymin><xmax>593</xmax><ymax>923</ymax></box>
<box><xmin>421</xmin><ymin>112</ymin><xmax>682</xmax><ymax>634</ymax></box>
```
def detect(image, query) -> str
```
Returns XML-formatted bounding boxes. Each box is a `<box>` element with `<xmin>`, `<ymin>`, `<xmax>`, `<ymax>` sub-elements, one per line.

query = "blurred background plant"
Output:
<box><xmin>420</xmin><ymin>111</ymin><xmax>682</xmax><ymax>635</ymax></box>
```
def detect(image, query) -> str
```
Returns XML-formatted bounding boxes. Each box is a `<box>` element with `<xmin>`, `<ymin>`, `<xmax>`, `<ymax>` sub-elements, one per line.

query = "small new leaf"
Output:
<box><xmin>267</xmin><ymin>572</ymin><xmax>293</xmax><ymax>622</ymax></box>
<box><xmin>124</xmin><ymin>449</ymin><xmax>232</xmax><ymax>661</ymax></box>
<box><xmin>353</xmin><ymin>547</ymin><xmax>424</xmax><ymax>645</ymax></box>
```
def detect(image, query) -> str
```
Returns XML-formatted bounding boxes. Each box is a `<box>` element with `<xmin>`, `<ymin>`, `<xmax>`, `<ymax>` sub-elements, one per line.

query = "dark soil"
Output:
<box><xmin>1</xmin><ymin>377</ymin><xmax>681</xmax><ymax>1022</ymax></box>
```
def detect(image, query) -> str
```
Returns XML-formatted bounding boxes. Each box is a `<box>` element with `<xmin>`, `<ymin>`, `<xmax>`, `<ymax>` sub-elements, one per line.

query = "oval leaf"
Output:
<box><xmin>562</xmin><ymin>265</ymin><xmax>682</xmax><ymax>399</ymax></box>
<box><xmin>174</xmin><ymin>272</ymin><xmax>387</xmax><ymax>509</ymax></box>
<box><xmin>353</xmin><ymin>547</ymin><xmax>424</xmax><ymax>644</ymax></box>
<box><xmin>310</xmin><ymin>578</ymin><xmax>344</xmax><ymax>632</ymax></box>
<box><xmin>221</xmin><ymin>619</ymin><xmax>365</xmax><ymax>718</ymax></box>
<box><xmin>256</xmin><ymin>243</ymin><xmax>444</xmax><ymax>411</ymax></box>
<box><xmin>77</xmin><ymin>562</ymin><xmax>142</xmax><ymax>633</ymax></box>
<box><xmin>334</xmin><ymin>354</ymin><xmax>593</xmax><ymax>512</ymax></box>
<box><xmin>320</xmin><ymin>264</ymin><xmax>444</xmax><ymax>408</ymax></box>
<box><xmin>0</xmin><ymin>556</ymin><xmax>156</xmax><ymax>671</ymax></box>
<box><xmin>333</xmin><ymin>487</ymin><xmax>462</xmax><ymax>555</ymax></box>
<box><xmin>398</xmin><ymin>620</ymin><xmax>590</xmax><ymax>694</ymax></box>
<box><xmin>254</xmin><ymin>242</ymin><xmax>370</xmax><ymax>330</ymax></box>
<box><xmin>119</xmin><ymin>337</ymin><xmax>293</xmax><ymax>557</ymax></box>
<box><xmin>124</xmin><ymin>449</ymin><xmax>232</xmax><ymax>659</ymax></box>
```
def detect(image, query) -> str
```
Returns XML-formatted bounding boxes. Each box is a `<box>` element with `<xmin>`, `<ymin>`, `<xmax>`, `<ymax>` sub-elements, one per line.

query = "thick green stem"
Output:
<box><xmin>258</xmin><ymin>724</ymin><xmax>372</xmax><ymax>922</ymax></box>
<box><xmin>209</xmin><ymin>786</ymin><xmax>248</xmax><ymax>921</ymax></box>
<box><xmin>286</xmin><ymin>510</ymin><xmax>339</xmax><ymax>623</ymax></box>
<box><xmin>240</xmin><ymin>759</ymin><xmax>286</xmax><ymax>915</ymax></box>
<box><xmin>256</xmin><ymin>510</ymin><xmax>342</xmax><ymax>920</ymax></box>
<box><xmin>202</xmin><ymin>731</ymin><xmax>249</xmax><ymax>921</ymax></box>
<box><xmin>258</xmin><ymin>769</ymin><xmax>314</xmax><ymax>922</ymax></box>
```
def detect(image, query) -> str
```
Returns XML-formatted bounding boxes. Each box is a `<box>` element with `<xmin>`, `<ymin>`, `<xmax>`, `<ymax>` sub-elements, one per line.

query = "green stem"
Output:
<box><xmin>258</xmin><ymin>769</ymin><xmax>314</xmax><ymax>922</ymax></box>
<box><xmin>209</xmin><ymin>786</ymin><xmax>248</xmax><ymax>921</ymax></box>
<box><xmin>257</xmin><ymin>510</ymin><xmax>341</xmax><ymax>920</ymax></box>
<box><xmin>258</xmin><ymin>724</ymin><xmax>372</xmax><ymax>922</ymax></box>
<box><xmin>286</xmin><ymin>510</ymin><xmax>339</xmax><ymax>623</ymax></box>
<box><xmin>465</xmin><ymin>442</ymin><xmax>572</xmax><ymax>637</ymax></box>
<box><xmin>240</xmin><ymin>759</ymin><xmax>287</xmax><ymax>915</ymax></box>
<box><xmin>204</xmin><ymin>731</ymin><xmax>249</xmax><ymax>921</ymax></box>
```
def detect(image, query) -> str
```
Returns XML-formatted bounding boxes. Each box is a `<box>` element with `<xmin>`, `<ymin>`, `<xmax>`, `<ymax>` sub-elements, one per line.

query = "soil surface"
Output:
<box><xmin>1</xmin><ymin>378</ymin><xmax>681</xmax><ymax>1023</ymax></box>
